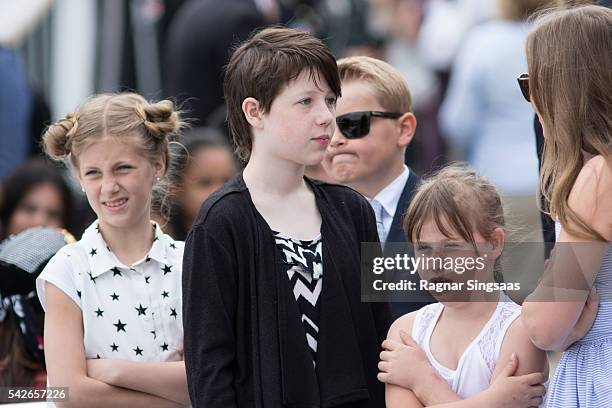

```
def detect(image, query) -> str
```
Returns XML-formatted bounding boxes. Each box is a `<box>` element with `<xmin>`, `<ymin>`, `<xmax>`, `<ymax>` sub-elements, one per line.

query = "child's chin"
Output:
<box><xmin>99</xmin><ymin>213</ymin><xmax>129</xmax><ymax>226</ymax></box>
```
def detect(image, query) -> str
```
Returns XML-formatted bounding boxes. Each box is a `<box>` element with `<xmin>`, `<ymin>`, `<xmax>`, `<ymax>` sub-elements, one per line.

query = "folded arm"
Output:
<box><xmin>87</xmin><ymin>359</ymin><xmax>190</xmax><ymax>405</ymax></box>
<box><xmin>44</xmin><ymin>282</ymin><xmax>183</xmax><ymax>408</ymax></box>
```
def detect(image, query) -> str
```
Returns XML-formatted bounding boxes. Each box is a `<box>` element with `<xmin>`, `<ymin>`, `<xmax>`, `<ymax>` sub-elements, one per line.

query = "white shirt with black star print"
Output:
<box><xmin>36</xmin><ymin>220</ymin><xmax>184</xmax><ymax>363</ymax></box>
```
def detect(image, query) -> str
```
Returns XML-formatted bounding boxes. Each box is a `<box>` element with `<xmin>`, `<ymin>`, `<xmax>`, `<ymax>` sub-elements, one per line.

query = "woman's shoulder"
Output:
<box><xmin>579</xmin><ymin>154</ymin><xmax>611</xmax><ymax>180</ymax></box>
<box><xmin>568</xmin><ymin>154</ymin><xmax>611</xmax><ymax>238</ymax></box>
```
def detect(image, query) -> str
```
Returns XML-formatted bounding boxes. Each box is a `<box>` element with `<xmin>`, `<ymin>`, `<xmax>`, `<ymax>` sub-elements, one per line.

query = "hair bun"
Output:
<box><xmin>42</xmin><ymin>112</ymin><xmax>79</xmax><ymax>160</ymax></box>
<box><xmin>136</xmin><ymin>100</ymin><xmax>181</xmax><ymax>141</ymax></box>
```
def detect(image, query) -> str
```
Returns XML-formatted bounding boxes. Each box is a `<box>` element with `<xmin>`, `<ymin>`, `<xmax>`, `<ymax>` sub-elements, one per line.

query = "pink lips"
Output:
<box><xmin>312</xmin><ymin>136</ymin><xmax>330</xmax><ymax>147</ymax></box>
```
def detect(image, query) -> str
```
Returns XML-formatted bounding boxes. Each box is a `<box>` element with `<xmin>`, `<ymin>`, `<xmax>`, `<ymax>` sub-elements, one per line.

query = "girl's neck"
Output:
<box><xmin>441</xmin><ymin>290</ymin><xmax>500</xmax><ymax>322</ymax></box>
<box><xmin>98</xmin><ymin>216</ymin><xmax>155</xmax><ymax>266</ymax></box>
<box><xmin>243</xmin><ymin>150</ymin><xmax>307</xmax><ymax>197</ymax></box>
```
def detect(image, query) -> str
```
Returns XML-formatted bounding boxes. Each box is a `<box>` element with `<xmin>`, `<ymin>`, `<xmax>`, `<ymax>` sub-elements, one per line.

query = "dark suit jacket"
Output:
<box><xmin>386</xmin><ymin>168</ymin><xmax>420</xmax><ymax>244</ymax></box>
<box><xmin>383</xmin><ymin>169</ymin><xmax>436</xmax><ymax>318</ymax></box>
<box><xmin>164</xmin><ymin>0</ymin><xmax>265</xmax><ymax>126</ymax></box>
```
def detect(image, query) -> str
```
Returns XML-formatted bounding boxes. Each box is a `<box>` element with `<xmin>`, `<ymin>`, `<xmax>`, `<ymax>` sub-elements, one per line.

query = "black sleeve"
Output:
<box><xmin>182</xmin><ymin>222</ymin><xmax>238</xmax><ymax>407</ymax></box>
<box><xmin>357</xmin><ymin>194</ymin><xmax>392</xmax><ymax>342</ymax></box>
<box><xmin>534</xmin><ymin>114</ymin><xmax>556</xmax><ymax>251</ymax></box>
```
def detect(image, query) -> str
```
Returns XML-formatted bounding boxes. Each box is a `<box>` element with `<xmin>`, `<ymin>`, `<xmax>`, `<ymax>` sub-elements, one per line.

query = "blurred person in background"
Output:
<box><xmin>417</xmin><ymin>0</ymin><xmax>498</xmax><ymax>88</ymax></box>
<box><xmin>165</xmin><ymin>128</ymin><xmax>238</xmax><ymax>240</ymax></box>
<box><xmin>163</xmin><ymin>0</ymin><xmax>268</xmax><ymax>128</ymax></box>
<box><xmin>0</xmin><ymin>227</ymin><xmax>73</xmax><ymax>395</ymax></box>
<box><xmin>371</xmin><ymin>0</ymin><xmax>444</xmax><ymax>173</ymax></box>
<box><xmin>0</xmin><ymin>0</ymin><xmax>54</xmax><ymax>181</ymax></box>
<box><xmin>0</xmin><ymin>48</ymin><xmax>31</xmax><ymax>181</ymax></box>
<box><xmin>438</xmin><ymin>0</ymin><xmax>555</xmax><ymax>241</ymax></box>
<box><xmin>0</xmin><ymin>158</ymin><xmax>74</xmax><ymax>241</ymax></box>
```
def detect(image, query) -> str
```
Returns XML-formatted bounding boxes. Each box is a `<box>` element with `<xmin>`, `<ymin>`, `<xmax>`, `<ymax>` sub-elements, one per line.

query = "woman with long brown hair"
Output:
<box><xmin>520</xmin><ymin>5</ymin><xmax>612</xmax><ymax>407</ymax></box>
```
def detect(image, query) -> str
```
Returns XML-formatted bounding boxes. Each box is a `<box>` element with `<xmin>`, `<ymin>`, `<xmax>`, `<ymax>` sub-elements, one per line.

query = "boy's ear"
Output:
<box><xmin>242</xmin><ymin>97</ymin><xmax>264</xmax><ymax>129</ymax></box>
<box><xmin>397</xmin><ymin>112</ymin><xmax>417</xmax><ymax>148</ymax></box>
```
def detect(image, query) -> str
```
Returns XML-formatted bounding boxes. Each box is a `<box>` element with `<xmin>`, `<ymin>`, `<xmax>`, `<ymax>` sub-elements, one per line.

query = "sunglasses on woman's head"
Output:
<box><xmin>335</xmin><ymin>111</ymin><xmax>404</xmax><ymax>139</ymax></box>
<box><xmin>517</xmin><ymin>73</ymin><xmax>530</xmax><ymax>102</ymax></box>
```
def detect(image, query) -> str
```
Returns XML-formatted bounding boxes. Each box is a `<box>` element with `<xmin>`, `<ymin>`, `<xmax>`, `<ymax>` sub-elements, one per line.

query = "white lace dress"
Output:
<box><xmin>411</xmin><ymin>293</ymin><xmax>521</xmax><ymax>399</ymax></box>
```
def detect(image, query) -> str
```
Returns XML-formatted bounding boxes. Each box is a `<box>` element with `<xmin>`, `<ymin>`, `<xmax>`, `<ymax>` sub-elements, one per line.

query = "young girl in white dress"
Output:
<box><xmin>378</xmin><ymin>165</ymin><xmax>548</xmax><ymax>407</ymax></box>
<box><xmin>36</xmin><ymin>93</ymin><xmax>190</xmax><ymax>407</ymax></box>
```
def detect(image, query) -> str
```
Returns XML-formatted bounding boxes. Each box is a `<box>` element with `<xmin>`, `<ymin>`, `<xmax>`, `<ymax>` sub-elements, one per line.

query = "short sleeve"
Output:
<box><xmin>36</xmin><ymin>247</ymin><xmax>82</xmax><ymax>311</ymax></box>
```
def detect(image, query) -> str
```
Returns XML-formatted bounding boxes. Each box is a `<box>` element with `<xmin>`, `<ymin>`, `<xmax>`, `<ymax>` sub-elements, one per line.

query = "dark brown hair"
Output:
<box><xmin>0</xmin><ymin>314</ymin><xmax>42</xmax><ymax>387</ymax></box>
<box><xmin>223</xmin><ymin>26</ymin><xmax>341</xmax><ymax>163</ymax></box>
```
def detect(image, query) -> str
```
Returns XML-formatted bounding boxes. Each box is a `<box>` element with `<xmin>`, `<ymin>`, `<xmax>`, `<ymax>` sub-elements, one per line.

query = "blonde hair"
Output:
<box><xmin>498</xmin><ymin>0</ymin><xmax>556</xmax><ymax>21</ymax></box>
<box><xmin>526</xmin><ymin>5</ymin><xmax>612</xmax><ymax>241</ymax></box>
<box><xmin>337</xmin><ymin>56</ymin><xmax>412</xmax><ymax>114</ymax></box>
<box><xmin>42</xmin><ymin>92</ymin><xmax>185</xmax><ymax>221</ymax></box>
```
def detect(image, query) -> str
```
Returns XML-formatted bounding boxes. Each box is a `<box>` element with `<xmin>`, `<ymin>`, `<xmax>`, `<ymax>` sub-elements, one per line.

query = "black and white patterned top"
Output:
<box><xmin>36</xmin><ymin>220</ymin><xmax>184</xmax><ymax>364</ymax></box>
<box><xmin>274</xmin><ymin>231</ymin><xmax>323</xmax><ymax>366</ymax></box>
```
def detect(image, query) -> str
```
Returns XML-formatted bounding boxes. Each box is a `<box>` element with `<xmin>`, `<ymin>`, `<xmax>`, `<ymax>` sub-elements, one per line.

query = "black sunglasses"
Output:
<box><xmin>517</xmin><ymin>73</ymin><xmax>530</xmax><ymax>102</ymax></box>
<box><xmin>336</xmin><ymin>111</ymin><xmax>403</xmax><ymax>139</ymax></box>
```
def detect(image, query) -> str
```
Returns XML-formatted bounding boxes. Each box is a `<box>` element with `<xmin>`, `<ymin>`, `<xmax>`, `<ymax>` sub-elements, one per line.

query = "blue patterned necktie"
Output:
<box><xmin>370</xmin><ymin>199</ymin><xmax>387</xmax><ymax>247</ymax></box>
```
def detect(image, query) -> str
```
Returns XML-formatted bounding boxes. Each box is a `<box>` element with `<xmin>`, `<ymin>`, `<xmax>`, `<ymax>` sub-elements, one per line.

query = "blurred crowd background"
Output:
<box><xmin>1</xmin><ymin>0</ymin><xmax>574</xmax><ymax>242</ymax></box>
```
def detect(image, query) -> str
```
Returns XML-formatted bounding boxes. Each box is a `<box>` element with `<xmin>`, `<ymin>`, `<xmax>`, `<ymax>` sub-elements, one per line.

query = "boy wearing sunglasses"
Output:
<box><xmin>323</xmin><ymin>56</ymin><xmax>434</xmax><ymax>317</ymax></box>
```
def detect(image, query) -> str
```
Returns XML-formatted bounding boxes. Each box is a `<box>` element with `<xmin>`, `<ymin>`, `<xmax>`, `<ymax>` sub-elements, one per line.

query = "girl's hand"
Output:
<box><xmin>377</xmin><ymin>330</ymin><xmax>435</xmax><ymax>391</ymax></box>
<box><xmin>486</xmin><ymin>354</ymin><xmax>546</xmax><ymax>408</ymax></box>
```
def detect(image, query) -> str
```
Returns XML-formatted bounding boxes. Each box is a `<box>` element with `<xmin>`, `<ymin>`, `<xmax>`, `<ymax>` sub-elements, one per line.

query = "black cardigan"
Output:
<box><xmin>182</xmin><ymin>174</ymin><xmax>391</xmax><ymax>408</ymax></box>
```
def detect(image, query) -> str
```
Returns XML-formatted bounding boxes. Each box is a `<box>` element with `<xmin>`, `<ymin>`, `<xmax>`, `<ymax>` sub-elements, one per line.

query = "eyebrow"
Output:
<box><xmin>83</xmin><ymin>161</ymin><xmax>133</xmax><ymax>171</ymax></box>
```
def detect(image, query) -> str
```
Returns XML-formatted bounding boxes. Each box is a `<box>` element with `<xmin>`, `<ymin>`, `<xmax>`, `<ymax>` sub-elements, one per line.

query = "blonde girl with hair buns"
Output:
<box><xmin>36</xmin><ymin>93</ymin><xmax>191</xmax><ymax>407</ymax></box>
